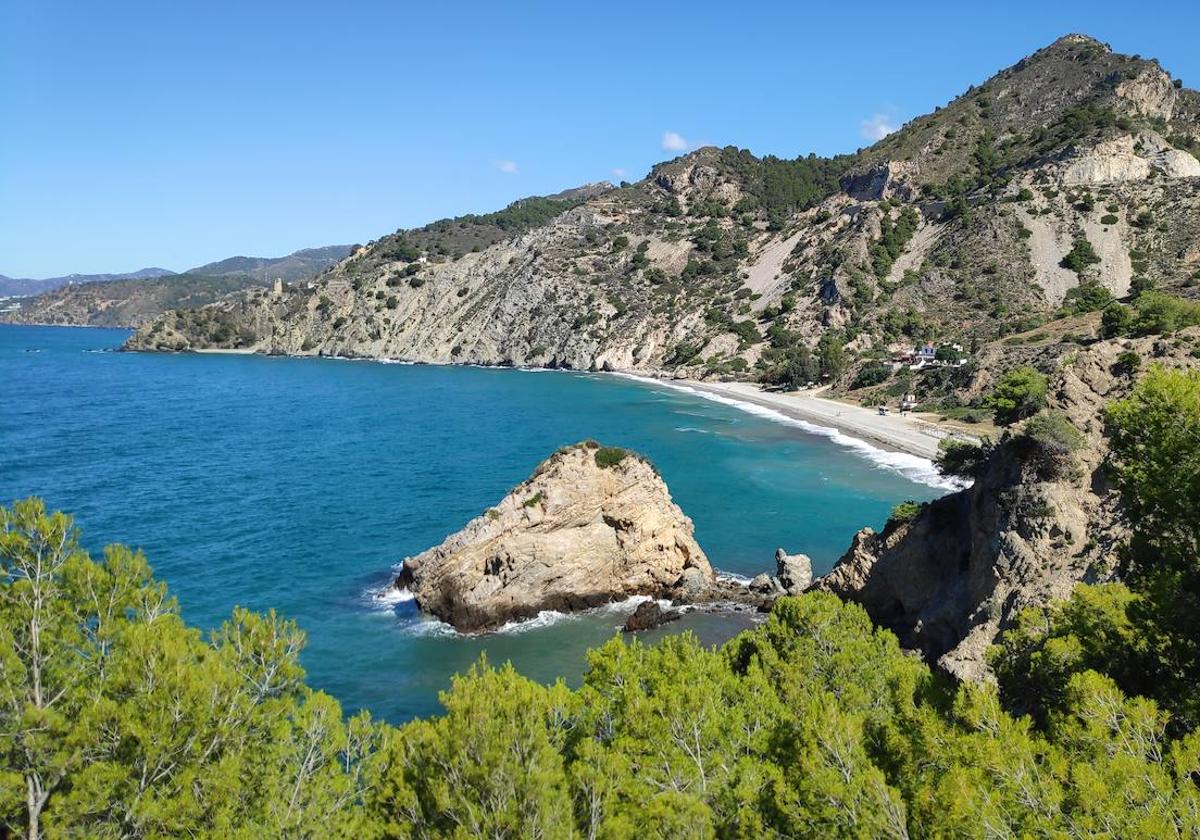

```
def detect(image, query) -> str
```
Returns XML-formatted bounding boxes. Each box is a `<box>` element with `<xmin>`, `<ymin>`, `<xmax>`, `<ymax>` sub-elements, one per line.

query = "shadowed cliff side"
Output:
<box><xmin>817</xmin><ymin>329</ymin><xmax>1200</xmax><ymax>680</ymax></box>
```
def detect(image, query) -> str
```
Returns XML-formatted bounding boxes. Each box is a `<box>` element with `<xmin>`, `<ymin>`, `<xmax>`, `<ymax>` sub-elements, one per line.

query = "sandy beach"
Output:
<box><xmin>674</xmin><ymin>380</ymin><xmax>977</xmax><ymax>460</ymax></box>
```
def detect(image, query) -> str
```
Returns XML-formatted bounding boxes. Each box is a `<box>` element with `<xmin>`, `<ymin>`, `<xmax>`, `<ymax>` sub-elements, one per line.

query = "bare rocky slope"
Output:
<box><xmin>127</xmin><ymin>35</ymin><xmax>1200</xmax><ymax>396</ymax></box>
<box><xmin>818</xmin><ymin>328</ymin><xmax>1200</xmax><ymax>681</ymax></box>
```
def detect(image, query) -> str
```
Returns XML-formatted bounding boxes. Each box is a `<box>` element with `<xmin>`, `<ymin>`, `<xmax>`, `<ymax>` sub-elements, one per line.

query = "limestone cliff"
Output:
<box><xmin>817</xmin><ymin>329</ymin><xmax>1200</xmax><ymax>681</ymax></box>
<box><xmin>395</xmin><ymin>442</ymin><xmax>713</xmax><ymax>632</ymax></box>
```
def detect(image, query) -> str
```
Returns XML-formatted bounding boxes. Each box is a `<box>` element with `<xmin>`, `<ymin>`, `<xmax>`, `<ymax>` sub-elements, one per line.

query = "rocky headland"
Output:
<box><xmin>819</xmin><ymin>329</ymin><xmax>1200</xmax><ymax>680</ymax></box>
<box><xmin>396</xmin><ymin>442</ymin><xmax>736</xmax><ymax>631</ymax></box>
<box><xmin>397</xmin><ymin>330</ymin><xmax>1200</xmax><ymax>687</ymax></box>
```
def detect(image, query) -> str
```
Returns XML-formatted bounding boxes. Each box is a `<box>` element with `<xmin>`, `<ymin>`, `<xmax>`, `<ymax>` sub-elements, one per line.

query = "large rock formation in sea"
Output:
<box><xmin>816</xmin><ymin>330</ymin><xmax>1200</xmax><ymax>681</ymax></box>
<box><xmin>395</xmin><ymin>441</ymin><xmax>715</xmax><ymax>632</ymax></box>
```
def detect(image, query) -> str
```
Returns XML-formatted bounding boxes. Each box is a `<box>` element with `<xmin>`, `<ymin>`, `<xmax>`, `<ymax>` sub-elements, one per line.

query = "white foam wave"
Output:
<box><xmin>364</xmin><ymin>583</ymin><xmax>414</xmax><ymax>610</ymax></box>
<box><xmin>390</xmin><ymin>594</ymin><xmax>665</xmax><ymax>637</ymax></box>
<box><xmin>376</xmin><ymin>358</ymin><xmax>415</xmax><ymax>365</ymax></box>
<box><xmin>716</xmin><ymin>571</ymin><xmax>754</xmax><ymax>586</ymax></box>
<box><xmin>404</xmin><ymin>617</ymin><xmax>460</xmax><ymax>637</ymax></box>
<box><xmin>494</xmin><ymin>609</ymin><xmax>574</xmax><ymax>633</ymax></box>
<box><xmin>613</xmin><ymin>373</ymin><xmax>964</xmax><ymax>491</ymax></box>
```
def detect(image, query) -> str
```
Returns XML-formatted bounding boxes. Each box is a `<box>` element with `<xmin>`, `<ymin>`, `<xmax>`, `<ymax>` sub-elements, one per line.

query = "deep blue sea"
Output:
<box><xmin>1</xmin><ymin>325</ymin><xmax>943</xmax><ymax>720</ymax></box>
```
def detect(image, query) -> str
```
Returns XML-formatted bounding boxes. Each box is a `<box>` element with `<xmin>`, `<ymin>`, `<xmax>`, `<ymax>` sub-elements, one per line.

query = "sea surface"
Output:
<box><xmin>1</xmin><ymin>324</ymin><xmax>945</xmax><ymax>721</ymax></box>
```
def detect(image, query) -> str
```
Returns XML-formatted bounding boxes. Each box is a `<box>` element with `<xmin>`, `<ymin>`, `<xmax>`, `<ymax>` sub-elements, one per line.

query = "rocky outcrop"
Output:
<box><xmin>817</xmin><ymin>332</ymin><xmax>1200</xmax><ymax>681</ymax></box>
<box><xmin>1062</xmin><ymin>133</ymin><xmax>1200</xmax><ymax>185</ymax></box>
<box><xmin>395</xmin><ymin>442</ymin><xmax>714</xmax><ymax>632</ymax></box>
<box><xmin>842</xmin><ymin>161</ymin><xmax>918</xmax><ymax>201</ymax></box>
<box><xmin>623</xmin><ymin>600</ymin><xmax>681</xmax><ymax>632</ymax></box>
<box><xmin>1115</xmin><ymin>66</ymin><xmax>1178</xmax><ymax>121</ymax></box>
<box><xmin>748</xmin><ymin>549</ymin><xmax>814</xmax><ymax>597</ymax></box>
<box><xmin>775</xmin><ymin>548</ymin><xmax>813</xmax><ymax>593</ymax></box>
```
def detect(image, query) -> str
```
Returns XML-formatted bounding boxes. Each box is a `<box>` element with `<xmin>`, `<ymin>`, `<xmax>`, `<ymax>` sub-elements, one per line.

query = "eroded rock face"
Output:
<box><xmin>817</xmin><ymin>331</ymin><xmax>1200</xmax><ymax>681</ymax></box>
<box><xmin>1115</xmin><ymin>67</ymin><xmax>1177</xmax><ymax>120</ymax></box>
<box><xmin>1062</xmin><ymin>133</ymin><xmax>1200</xmax><ymax>185</ymax></box>
<box><xmin>395</xmin><ymin>442</ymin><xmax>713</xmax><ymax>632</ymax></box>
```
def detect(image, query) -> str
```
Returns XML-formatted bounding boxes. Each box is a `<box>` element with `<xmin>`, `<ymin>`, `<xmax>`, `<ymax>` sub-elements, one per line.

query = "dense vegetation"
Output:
<box><xmin>375</xmin><ymin>192</ymin><xmax>602</xmax><ymax>262</ymax></box>
<box><xmin>714</xmin><ymin>147</ymin><xmax>851</xmax><ymax>229</ymax></box>
<box><xmin>5</xmin><ymin>373</ymin><xmax>1200</xmax><ymax>837</ymax></box>
<box><xmin>995</xmin><ymin>367</ymin><xmax>1200</xmax><ymax>734</ymax></box>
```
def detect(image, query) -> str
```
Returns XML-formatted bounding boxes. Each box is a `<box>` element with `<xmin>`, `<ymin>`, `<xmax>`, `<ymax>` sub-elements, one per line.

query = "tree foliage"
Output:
<box><xmin>986</xmin><ymin>365</ymin><xmax>1049</xmax><ymax>425</ymax></box>
<box><xmin>0</xmin><ymin>500</ymin><xmax>375</xmax><ymax>839</ymax></box>
<box><xmin>8</xmin><ymin>392</ymin><xmax>1200</xmax><ymax>840</ymax></box>
<box><xmin>1060</xmin><ymin>236</ymin><xmax>1101</xmax><ymax>274</ymax></box>
<box><xmin>994</xmin><ymin>367</ymin><xmax>1200</xmax><ymax>737</ymax></box>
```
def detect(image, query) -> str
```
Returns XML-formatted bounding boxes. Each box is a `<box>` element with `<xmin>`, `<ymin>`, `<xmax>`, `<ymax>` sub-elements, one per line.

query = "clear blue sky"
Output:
<box><xmin>3</xmin><ymin>0</ymin><xmax>1198</xmax><ymax>277</ymax></box>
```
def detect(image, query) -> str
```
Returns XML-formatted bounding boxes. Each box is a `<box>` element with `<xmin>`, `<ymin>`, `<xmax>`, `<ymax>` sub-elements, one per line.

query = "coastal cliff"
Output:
<box><xmin>396</xmin><ymin>441</ymin><xmax>717</xmax><ymax>632</ymax></box>
<box><xmin>125</xmin><ymin>36</ymin><xmax>1200</xmax><ymax>398</ymax></box>
<box><xmin>818</xmin><ymin>329</ymin><xmax>1200</xmax><ymax>680</ymax></box>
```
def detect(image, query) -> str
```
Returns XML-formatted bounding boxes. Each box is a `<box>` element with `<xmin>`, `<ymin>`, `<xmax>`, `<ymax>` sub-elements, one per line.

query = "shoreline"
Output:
<box><xmin>25</xmin><ymin>322</ymin><xmax>967</xmax><ymax>467</ymax></box>
<box><xmin>682</xmin><ymin>380</ymin><xmax>955</xmax><ymax>459</ymax></box>
<box><xmin>628</xmin><ymin>376</ymin><xmax>973</xmax><ymax>461</ymax></box>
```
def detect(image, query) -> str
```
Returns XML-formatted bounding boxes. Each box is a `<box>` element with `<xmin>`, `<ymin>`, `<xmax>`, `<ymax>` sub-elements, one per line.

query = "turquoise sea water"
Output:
<box><xmin>1</xmin><ymin>324</ymin><xmax>943</xmax><ymax>720</ymax></box>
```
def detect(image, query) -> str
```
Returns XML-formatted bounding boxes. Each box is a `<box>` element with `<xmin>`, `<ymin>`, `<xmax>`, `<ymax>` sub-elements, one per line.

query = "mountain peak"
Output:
<box><xmin>1048</xmin><ymin>33</ymin><xmax>1109</xmax><ymax>50</ymax></box>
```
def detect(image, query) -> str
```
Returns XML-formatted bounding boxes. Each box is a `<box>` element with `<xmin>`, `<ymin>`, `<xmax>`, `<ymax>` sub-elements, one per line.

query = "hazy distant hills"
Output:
<box><xmin>0</xmin><ymin>268</ymin><xmax>176</xmax><ymax>298</ymax></box>
<box><xmin>0</xmin><ymin>245</ymin><xmax>355</xmax><ymax>300</ymax></box>
<box><xmin>186</xmin><ymin>245</ymin><xmax>355</xmax><ymax>283</ymax></box>
<box><xmin>0</xmin><ymin>245</ymin><xmax>355</xmax><ymax>327</ymax></box>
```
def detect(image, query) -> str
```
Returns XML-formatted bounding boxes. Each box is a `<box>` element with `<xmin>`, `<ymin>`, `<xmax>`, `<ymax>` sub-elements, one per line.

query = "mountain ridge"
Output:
<box><xmin>117</xmin><ymin>33</ymin><xmax>1199</xmax><ymax>395</ymax></box>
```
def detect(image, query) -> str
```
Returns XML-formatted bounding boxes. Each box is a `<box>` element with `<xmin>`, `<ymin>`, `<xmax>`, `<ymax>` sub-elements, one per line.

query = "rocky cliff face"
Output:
<box><xmin>817</xmin><ymin>330</ymin><xmax>1200</xmax><ymax>680</ymax></box>
<box><xmin>395</xmin><ymin>442</ymin><xmax>714</xmax><ymax>632</ymax></box>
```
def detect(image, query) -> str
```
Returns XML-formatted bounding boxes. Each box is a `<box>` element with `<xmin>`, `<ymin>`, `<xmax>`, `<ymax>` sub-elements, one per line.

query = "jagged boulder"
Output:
<box><xmin>774</xmin><ymin>548</ymin><xmax>813</xmax><ymax>594</ymax></box>
<box><xmin>395</xmin><ymin>442</ymin><xmax>713</xmax><ymax>632</ymax></box>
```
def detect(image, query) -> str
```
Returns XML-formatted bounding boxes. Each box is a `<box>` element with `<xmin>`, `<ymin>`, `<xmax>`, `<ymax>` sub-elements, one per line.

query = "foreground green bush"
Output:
<box><xmin>5</xmin><ymin>496</ymin><xmax>1200</xmax><ymax>837</ymax></box>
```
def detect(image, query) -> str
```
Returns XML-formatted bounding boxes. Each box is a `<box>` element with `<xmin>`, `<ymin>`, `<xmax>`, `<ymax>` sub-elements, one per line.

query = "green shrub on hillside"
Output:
<box><xmin>888</xmin><ymin>499</ymin><xmax>923</xmax><ymax>524</ymax></box>
<box><xmin>987</xmin><ymin>366</ymin><xmax>1048</xmax><ymax>425</ymax></box>
<box><xmin>1101</xmin><ymin>302</ymin><xmax>1134</xmax><ymax>337</ymax></box>
<box><xmin>870</xmin><ymin>206</ymin><xmax>921</xmax><ymax>279</ymax></box>
<box><xmin>593</xmin><ymin>446</ymin><xmax>629</xmax><ymax>468</ymax></box>
<box><xmin>1018</xmin><ymin>410</ymin><xmax>1085</xmax><ymax>478</ymax></box>
<box><xmin>935</xmin><ymin>437</ymin><xmax>991</xmax><ymax>479</ymax></box>
<box><xmin>1131</xmin><ymin>291</ymin><xmax>1200</xmax><ymax>336</ymax></box>
<box><xmin>1060</xmin><ymin>236</ymin><xmax>1101</xmax><ymax>274</ymax></box>
<box><xmin>851</xmin><ymin>361</ymin><xmax>891</xmax><ymax>389</ymax></box>
<box><xmin>1059</xmin><ymin>282</ymin><xmax>1112</xmax><ymax>316</ymax></box>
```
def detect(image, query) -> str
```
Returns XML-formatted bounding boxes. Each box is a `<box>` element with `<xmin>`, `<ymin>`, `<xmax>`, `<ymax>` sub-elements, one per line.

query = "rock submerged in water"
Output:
<box><xmin>395</xmin><ymin>441</ymin><xmax>715</xmax><ymax>632</ymax></box>
<box><xmin>622</xmin><ymin>600</ymin><xmax>681</xmax><ymax>632</ymax></box>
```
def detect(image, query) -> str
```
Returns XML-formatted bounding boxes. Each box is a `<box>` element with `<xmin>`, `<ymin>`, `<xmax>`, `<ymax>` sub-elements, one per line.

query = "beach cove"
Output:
<box><xmin>2</xmin><ymin>324</ymin><xmax>947</xmax><ymax>720</ymax></box>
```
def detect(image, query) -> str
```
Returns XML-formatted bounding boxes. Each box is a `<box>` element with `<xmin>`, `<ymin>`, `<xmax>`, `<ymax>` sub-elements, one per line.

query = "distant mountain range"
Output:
<box><xmin>0</xmin><ymin>244</ymin><xmax>356</xmax><ymax>327</ymax></box>
<box><xmin>0</xmin><ymin>268</ymin><xmax>176</xmax><ymax>298</ymax></box>
<box><xmin>184</xmin><ymin>245</ymin><xmax>356</xmax><ymax>283</ymax></box>
<box><xmin>0</xmin><ymin>245</ymin><xmax>355</xmax><ymax>298</ymax></box>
